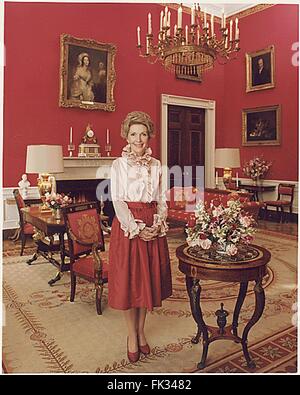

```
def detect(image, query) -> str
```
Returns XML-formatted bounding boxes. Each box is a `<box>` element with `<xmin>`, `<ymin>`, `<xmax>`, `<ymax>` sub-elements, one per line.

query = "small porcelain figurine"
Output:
<box><xmin>18</xmin><ymin>174</ymin><xmax>30</xmax><ymax>199</ymax></box>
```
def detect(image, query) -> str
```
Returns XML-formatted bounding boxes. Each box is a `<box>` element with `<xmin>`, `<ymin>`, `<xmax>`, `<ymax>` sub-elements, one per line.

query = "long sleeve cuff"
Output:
<box><xmin>153</xmin><ymin>214</ymin><xmax>169</xmax><ymax>237</ymax></box>
<box><xmin>121</xmin><ymin>220</ymin><xmax>146</xmax><ymax>239</ymax></box>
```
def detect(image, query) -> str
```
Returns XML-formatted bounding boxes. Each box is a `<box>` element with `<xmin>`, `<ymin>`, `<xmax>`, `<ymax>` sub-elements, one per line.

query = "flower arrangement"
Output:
<box><xmin>45</xmin><ymin>192</ymin><xmax>73</xmax><ymax>210</ymax></box>
<box><xmin>186</xmin><ymin>197</ymin><xmax>257</xmax><ymax>256</ymax></box>
<box><xmin>242</xmin><ymin>156</ymin><xmax>272</xmax><ymax>180</ymax></box>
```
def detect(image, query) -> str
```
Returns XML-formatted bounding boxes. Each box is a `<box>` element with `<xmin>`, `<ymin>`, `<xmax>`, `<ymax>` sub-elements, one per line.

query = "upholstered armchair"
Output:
<box><xmin>13</xmin><ymin>189</ymin><xmax>37</xmax><ymax>255</ymax></box>
<box><xmin>62</xmin><ymin>202</ymin><xmax>109</xmax><ymax>315</ymax></box>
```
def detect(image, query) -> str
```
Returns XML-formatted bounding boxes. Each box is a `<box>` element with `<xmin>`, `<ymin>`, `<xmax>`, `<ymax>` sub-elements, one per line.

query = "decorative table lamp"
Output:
<box><xmin>26</xmin><ymin>145</ymin><xmax>64</xmax><ymax>209</ymax></box>
<box><xmin>215</xmin><ymin>148</ymin><xmax>240</xmax><ymax>188</ymax></box>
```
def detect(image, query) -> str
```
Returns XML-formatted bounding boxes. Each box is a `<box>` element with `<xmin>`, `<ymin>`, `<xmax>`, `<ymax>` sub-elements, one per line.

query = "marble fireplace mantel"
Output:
<box><xmin>55</xmin><ymin>157</ymin><xmax>118</xmax><ymax>181</ymax></box>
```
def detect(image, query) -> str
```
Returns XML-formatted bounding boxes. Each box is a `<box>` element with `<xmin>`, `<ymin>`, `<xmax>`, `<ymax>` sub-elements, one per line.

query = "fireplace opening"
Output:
<box><xmin>56</xmin><ymin>179</ymin><xmax>115</xmax><ymax>225</ymax></box>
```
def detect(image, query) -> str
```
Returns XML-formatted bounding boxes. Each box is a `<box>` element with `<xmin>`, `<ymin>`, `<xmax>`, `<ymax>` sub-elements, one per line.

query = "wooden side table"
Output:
<box><xmin>239</xmin><ymin>184</ymin><xmax>276</xmax><ymax>202</ymax></box>
<box><xmin>176</xmin><ymin>243</ymin><xmax>271</xmax><ymax>370</ymax></box>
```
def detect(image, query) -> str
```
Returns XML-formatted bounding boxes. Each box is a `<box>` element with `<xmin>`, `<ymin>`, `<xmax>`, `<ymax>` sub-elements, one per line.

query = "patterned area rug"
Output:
<box><xmin>2</xmin><ymin>229</ymin><xmax>297</xmax><ymax>373</ymax></box>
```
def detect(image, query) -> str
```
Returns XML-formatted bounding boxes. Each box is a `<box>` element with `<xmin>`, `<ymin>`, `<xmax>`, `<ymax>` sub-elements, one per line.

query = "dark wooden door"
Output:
<box><xmin>168</xmin><ymin>105</ymin><xmax>205</xmax><ymax>187</ymax></box>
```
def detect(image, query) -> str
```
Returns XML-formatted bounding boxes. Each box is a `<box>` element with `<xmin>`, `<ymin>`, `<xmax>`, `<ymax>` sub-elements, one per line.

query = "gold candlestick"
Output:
<box><xmin>105</xmin><ymin>144</ymin><xmax>112</xmax><ymax>157</ymax></box>
<box><xmin>68</xmin><ymin>143</ymin><xmax>75</xmax><ymax>157</ymax></box>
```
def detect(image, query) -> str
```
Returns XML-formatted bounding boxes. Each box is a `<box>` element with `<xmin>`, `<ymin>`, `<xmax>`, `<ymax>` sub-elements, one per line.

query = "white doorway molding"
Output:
<box><xmin>161</xmin><ymin>94</ymin><xmax>216</xmax><ymax>188</ymax></box>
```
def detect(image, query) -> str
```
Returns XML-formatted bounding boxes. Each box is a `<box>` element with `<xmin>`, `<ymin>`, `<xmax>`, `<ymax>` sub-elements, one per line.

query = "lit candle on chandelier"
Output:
<box><xmin>203</xmin><ymin>9</ymin><xmax>207</xmax><ymax>27</ymax></box>
<box><xmin>177</xmin><ymin>5</ymin><xmax>182</xmax><ymax>29</ymax></box>
<box><xmin>148</xmin><ymin>13</ymin><xmax>152</xmax><ymax>35</ymax></box>
<box><xmin>167</xmin><ymin>11</ymin><xmax>171</xmax><ymax>35</ymax></box>
<box><xmin>185</xmin><ymin>25</ymin><xmax>188</xmax><ymax>43</ymax></box>
<box><xmin>164</xmin><ymin>6</ymin><xmax>168</xmax><ymax>27</ymax></box>
<box><xmin>236</xmin><ymin>172</ymin><xmax>239</xmax><ymax>188</ymax></box>
<box><xmin>137</xmin><ymin>26</ymin><xmax>141</xmax><ymax>46</ymax></box>
<box><xmin>106</xmin><ymin>128</ymin><xmax>110</xmax><ymax>144</ymax></box>
<box><xmin>211</xmin><ymin>14</ymin><xmax>214</xmax><ymax>36</ymax></box>
<box><xmin>225</xmin><ymin>29</ymin><xmax>229</xmax><ymax>49</ymax></box>
<box><xmin>229</xmin><ymin>19</ymin><xmax>233</xmax><ymax>41</ymax></box>
<box><xmin>235</xmin><ymin>17</ymin><xmax>239</xmax><ymax>39</ymax></box>
<box><xmin>70</xmin><ymin>126</ymin><xmax>73</xmax><ymax>144</ymax></box>
<box><xmin>160</xmin><ymin>10</ymin><xmax>164</xmax><ymax>31</ymax></box>
<box><xmin>174</xmin><ymin>24</ymin><xmax>177</xmax><ymax>36</ymax></box>
<box><xmin>215</xmin><ymin>171</ymin><xmax>219</xmax><ymax>186</ymax></box>
<box><xmin>191</xmin><ymin>5</ymin><xmax>195</xmax><ymax>25</ymax></box>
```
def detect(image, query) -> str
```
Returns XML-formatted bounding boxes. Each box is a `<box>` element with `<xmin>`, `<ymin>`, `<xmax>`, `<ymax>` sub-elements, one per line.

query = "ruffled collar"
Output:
<box><xmin>122</xmin><ymin>144</ymin><xmax>152</xmax><ymax>168</ymax></box>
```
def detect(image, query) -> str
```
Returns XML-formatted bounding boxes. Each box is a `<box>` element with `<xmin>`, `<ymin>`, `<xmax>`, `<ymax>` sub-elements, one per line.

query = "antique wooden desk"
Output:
<box><xmin>22</xmin><ymin>206</ymin><xmax>68</xmax><ymax>285</ymax></box>
<box><xmin>239</xmin><ymin>184</ymin><xmax>276</xmax><ymax>202</ymax></box>
<box><xmin>176</xmin><ymin>243</ymin><xmax>271</xmax><ymax>370</ymax></box>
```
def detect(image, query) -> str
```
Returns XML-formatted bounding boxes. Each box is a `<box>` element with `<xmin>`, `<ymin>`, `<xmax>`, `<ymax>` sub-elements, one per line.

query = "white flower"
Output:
<box><xmin>212</xmin><ymin>206</ymin><xmax>224</xmax><ymax>217</ymax></box>
<box><xmin>187</xmin><ymin>238</ymin><xmax>201</xmax><ymax>247</ymax></box>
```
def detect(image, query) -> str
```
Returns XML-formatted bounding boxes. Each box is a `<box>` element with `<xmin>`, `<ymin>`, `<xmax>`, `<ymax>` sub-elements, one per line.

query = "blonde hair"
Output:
<box><xmin>121</xmin><ymin>111</ymin><xmax>154</xmax><ymax>139</ymax></box>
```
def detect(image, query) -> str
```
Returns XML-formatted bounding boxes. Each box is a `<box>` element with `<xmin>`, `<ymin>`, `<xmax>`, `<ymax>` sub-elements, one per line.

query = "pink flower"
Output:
<box><xmin>226</xmin><ymin>244</ymin><xmax>238</xmax><ymax>256</ymax></box>
<box><xmin>200</xmin><ymin>239</ymin><xmax>212</xmax><ymax>250</ymax></box>
<box><xmin>212</xmin><ymin>198</ymin><xmax>221</xmax><ymax>207</ymax></box>
<box><xmin>240</xmin><ymin>215</ymin><xmax>252</xmax><ymax>227</ymax></box>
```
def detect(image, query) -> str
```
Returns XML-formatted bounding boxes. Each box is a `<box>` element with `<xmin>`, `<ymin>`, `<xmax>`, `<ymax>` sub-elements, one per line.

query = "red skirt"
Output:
<box><xmin>108</xmin><ymin>202</ymin><xmax>172</xmax><ymax>311</ymax></box>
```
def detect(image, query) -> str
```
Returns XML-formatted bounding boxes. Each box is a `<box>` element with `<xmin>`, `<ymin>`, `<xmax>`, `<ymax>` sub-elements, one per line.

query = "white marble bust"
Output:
<box><xmin>18</xmin><ymin>174</ymin><xmax>30</xmax><ymax>198</ymax></box>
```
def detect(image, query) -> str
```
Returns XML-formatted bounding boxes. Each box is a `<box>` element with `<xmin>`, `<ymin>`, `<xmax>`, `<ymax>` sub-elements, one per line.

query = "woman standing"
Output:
<box><xmin>109</xmin><ymin>111</ymin><xmax>172</xmax><ymax>363</ymax></box>
<box><xmin>70</xmin><ymin>52</ymin><xmax>94</xmax><ymax>101</ymax></box>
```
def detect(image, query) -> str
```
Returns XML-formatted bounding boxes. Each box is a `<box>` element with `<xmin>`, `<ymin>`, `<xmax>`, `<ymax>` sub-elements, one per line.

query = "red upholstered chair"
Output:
<box><xmin>13</xmin><ymin>189</ymin><xmax>36</xmax><ymax>256</ymax></box>
<box><xmin>62</xmin><ymin>202</ymin><xmax>109</xmax><ymax>315</ymax></box>
<box><xmin>264</xmin><ymin>183</ymin><xmax>295</xmax><ymax>223</ymax></box>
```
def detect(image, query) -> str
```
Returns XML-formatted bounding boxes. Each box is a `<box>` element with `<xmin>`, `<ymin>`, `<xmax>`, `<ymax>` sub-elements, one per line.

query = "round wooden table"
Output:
<box><xmin>176</xmin><ymin>243</ymin><xmax>271</xmax><ymax>370</ymax></box>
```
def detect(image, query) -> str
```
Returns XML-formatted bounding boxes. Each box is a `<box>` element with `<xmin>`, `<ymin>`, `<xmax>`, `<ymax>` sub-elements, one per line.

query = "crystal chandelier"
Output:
<box><xmin>136</xmin><ymin>4</ymin><xmax>240</xmax><ymax>81</ymax></box>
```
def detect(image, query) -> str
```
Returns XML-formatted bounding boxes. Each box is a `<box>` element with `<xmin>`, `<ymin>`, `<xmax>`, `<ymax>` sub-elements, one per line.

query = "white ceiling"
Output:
<box><xmin>183</xmin><ymin>3</ymin><xmax>255</xmax><ymax>17</ymax></box>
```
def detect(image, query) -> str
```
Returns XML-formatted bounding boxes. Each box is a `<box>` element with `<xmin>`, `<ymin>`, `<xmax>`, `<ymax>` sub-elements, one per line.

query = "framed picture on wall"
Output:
<box><xmin>242</xmin><ymin>105</ymin><xmax>281</xmax><ymax>146</ymax></box>
<box><xmin>246</xmin><ymin>45</ymin><xmax>275</xmax><ymax>92</ymax></box>
<box><xmin>59</xmin><ymin>34</ymin><xmax>116</xmax><ymax>111</ymax></box>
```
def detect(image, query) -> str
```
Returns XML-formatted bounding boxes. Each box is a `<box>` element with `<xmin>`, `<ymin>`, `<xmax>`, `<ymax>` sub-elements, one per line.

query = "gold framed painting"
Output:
<box><xmin>59</xmin><ymin>34</ymin><xmax>116</xmax><ymax>111</ymax></box>
<box><xmin>242</xmin><ymin>105</ymin><xmax>281</xmax><ymax>146</ymax></box>
<box><xmin>246</xmin><ymin>45</ymin><xmax>275</xmax><ymax>93</ymax></box>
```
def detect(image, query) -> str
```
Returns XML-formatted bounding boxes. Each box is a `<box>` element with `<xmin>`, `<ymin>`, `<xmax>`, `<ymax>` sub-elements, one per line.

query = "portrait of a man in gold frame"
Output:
<box><xmin>246</xmin><ymin>45</ymin><xmax>275</xmax><ymax>93</ymax></box>
<box><xmin>59</xmin><ymin>34</ymin><xmax>116</xmax><ymax>111</ymax></box>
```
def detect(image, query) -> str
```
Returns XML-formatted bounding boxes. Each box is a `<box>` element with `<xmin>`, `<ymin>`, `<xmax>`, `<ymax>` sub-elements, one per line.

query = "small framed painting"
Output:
<box><xmin>242</xmin><ymin>105</ymin><xmax>281</xmax><ymax>146</ymax></box>
<box><xmin>246</xmin><ymin>45</ymin><xmax>275</xmax><ymax>92</ymax></box>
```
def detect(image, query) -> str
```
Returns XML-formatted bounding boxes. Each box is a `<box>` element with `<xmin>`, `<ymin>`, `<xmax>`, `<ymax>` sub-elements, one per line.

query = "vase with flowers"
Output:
<box><xmin>45</xmin><ymin>192</ymin><xmax>73</xmax><ymax>219</ymax></box>
<box><xmin>186</xmin><ymin>197</ymin><xmax>257</xmax><ymax>258</ymax></box>
<box><xmin>242</xmin><ymin>156</ymin><xmax>272</xmax><ymax>185</ymax></box>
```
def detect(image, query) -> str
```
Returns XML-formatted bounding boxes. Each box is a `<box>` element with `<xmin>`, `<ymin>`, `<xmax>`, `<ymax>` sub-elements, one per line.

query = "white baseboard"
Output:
<box><xmin>2</xmin><ymin>187</ymin><xmax>40</xmax><ymax>230</ymax></box>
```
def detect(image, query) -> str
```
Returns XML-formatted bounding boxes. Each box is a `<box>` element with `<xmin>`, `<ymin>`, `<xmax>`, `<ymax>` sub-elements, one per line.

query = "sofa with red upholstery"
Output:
<box><xmin>166</xmin><ymin>186</ymin><xmax>263</xmax><ymax>225</ymax></box>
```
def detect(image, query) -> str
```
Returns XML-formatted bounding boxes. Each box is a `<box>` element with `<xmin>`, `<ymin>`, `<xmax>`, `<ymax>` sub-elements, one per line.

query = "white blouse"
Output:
<box><xmin>111</xmin><ymin>146</ymin><xmax>168</xmax><ymax>239</ymax></box>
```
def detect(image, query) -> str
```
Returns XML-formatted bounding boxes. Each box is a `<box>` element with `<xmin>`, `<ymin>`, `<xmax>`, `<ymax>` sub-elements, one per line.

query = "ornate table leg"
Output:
<box><xmin>232</xmin><ymin>282</ymin><xmax>248</xmax><ymax>337</ymax></box>
<box><xmin>241</xmin><ymin>279</ymin><xmax>265</xmax><ymax>368</ymax></box>
<box><xmin>26</xmin><ymin>252</ymin><xmax>39</xmax><ymax>265</ymax></box>
<box><xmin>48</xmin><ymin>233</ymin><xmax>66</xmax><ymax>286</ymax></box>
<box><xmin>186</xmin><ymin>276</ymin><xmax>209</xmax><ymax>370</ymax></box>
<box><xmin>48</xmin><ymin>271</ymin><xmax>63</xmax><ymax>286</ymax></box>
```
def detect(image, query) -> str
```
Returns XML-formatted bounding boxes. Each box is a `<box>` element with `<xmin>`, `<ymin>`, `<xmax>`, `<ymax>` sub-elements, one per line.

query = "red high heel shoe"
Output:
<box><xmin>127</xmin><ymin>337</ymin><xmax>140</xmax><ymax>363</ymax></box>
<box><xmin>138</xmin><ymin>338</ymin><xmax>151</xmax><ymax>355</ymax></box>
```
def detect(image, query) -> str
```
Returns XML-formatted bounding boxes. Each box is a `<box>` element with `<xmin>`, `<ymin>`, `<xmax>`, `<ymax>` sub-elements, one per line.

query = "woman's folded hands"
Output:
<box><xmin>139</xmin><ymin>225</ymin><xmax>161</xmax><ymax>241</ymax></box>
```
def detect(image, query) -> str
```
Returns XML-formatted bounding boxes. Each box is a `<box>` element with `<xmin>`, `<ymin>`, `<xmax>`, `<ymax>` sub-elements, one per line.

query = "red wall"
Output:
<box><xmin>3</xmin><ymin>3</ymin><xmax>298</xmax><ymax>186</ymax></box>
<box><xmin>222</xmin><ymin>4</ymin><xmax>298</xmax><ymax>181</ymax></box>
